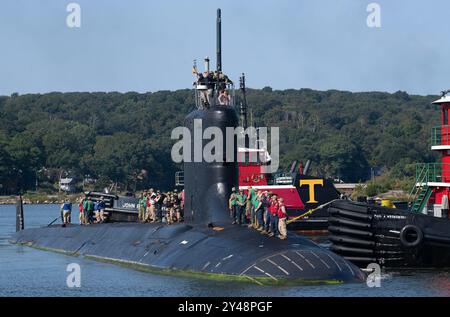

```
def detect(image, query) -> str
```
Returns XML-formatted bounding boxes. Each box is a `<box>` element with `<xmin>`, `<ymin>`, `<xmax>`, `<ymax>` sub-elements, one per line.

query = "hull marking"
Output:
<box><xmin>295</xmin><ymin>251</ymin><xmax>316</xmax><ymax>269</ymax></box>
<box><xmin>253</xmin><ymin>266</ymin><xmax>278</xmax><ymax>281</ymax></box>
<box><xmin>266</xmin><ymin>258</ymin><xmax>290</xmax><ymax>275</ymax></box>
<box><xmin>202</xmin><ymin>262</ymin><xmax>211</xmax><ymax>270</ymax></box>
<box><xmin>323</xmin><ymin>253</ymin><xmax>343</xmax><ymax>272</ymax></box>
<box><xmin>309</xmin><ymin>251</ymin><xmax>331</xmax><ymax>269</ymax></box>
<box><xmin>222</xmin><ymin>254</ymin><xmax>234</xmax><ymax>261</ymax></box>
<box><xmin>281</xmin><ymin>254</ymin><xmax>304</xmax><ymax>271</ymax></box>
<box><xmin>242</xmin><ymin>274</ymin><xmax>264</xmax><ymax>286</ymax></box>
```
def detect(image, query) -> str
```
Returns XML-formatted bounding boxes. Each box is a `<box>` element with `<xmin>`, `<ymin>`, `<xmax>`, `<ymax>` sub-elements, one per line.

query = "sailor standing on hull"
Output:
<box><xmin>236</xmin><ymin>189</ymin><xmax>247</xmax><ymax>225</ymax></box>
<box><xmin>277</xmin><ymin>198</ymin><xmax>287</xmax><ymax>240</ymax></box>
<box><xmin>97</xmin><ymin>196</ymin><xmax>106</xmax><ymax>223</ymax></box>
<box><xmin>61</xmin><ymin>199</ymin><xmax>72</xmax><ymax>226</ymax></box>
<box><xmin>255</xmin><ymin>192</ymin><xmax>265</xmax><ymax>231</ymax></box>
<box><xmin>138</xmin><ymin>192</ymin><xmax>147</xmax><ymax>223</ymax></box>
<box><xmin>149</xmin><ymin>193</ymin><xmax>157</xmax><ymax>222</ymax></box>
<box><xmin>228</xmin><ymin>187</ymin><xmax>238</xmax><ymax>224</ymax></box>
<box><xmin>78</xmin><ymin>196</ymin><xmax>85</xmax><ymax>225</ymax></box>
<box><xmin>268</xmin><ymin>195</ymin><xmax>279</xmax><ymax>237</ymax></box>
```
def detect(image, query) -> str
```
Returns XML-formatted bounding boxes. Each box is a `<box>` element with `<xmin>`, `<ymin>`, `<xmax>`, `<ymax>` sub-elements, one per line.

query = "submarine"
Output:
<box><xmin>9</xmin><ymin>9</ymin><xmax>365</xmax><ymax>285</ymax></box>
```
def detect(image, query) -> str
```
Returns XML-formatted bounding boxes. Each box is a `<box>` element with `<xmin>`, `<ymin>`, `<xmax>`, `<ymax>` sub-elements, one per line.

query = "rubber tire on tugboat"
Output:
<box><xmin>399</xmin><ymin>225</ymin><xmax>423</xmax><ymax>248</ymax></box>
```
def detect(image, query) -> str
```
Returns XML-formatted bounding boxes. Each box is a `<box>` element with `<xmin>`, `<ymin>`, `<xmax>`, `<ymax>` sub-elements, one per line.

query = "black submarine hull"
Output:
<box><xmin>328</xmin><ymin>200</ymin><xmax>450</xmax><ymax>268</ymax></box>
<box><xmin>10</xmin><ymin>222</ymin><xmax>364</xmax><ymax>285</ymax></box>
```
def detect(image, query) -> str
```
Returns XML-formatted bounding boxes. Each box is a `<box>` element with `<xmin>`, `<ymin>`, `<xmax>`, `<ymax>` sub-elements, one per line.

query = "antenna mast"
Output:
<box><xmin>239</xmin><ymin>73</ymin><xmax>248</xmax><ymax>130</ymax></box>
<box><xmin>216</xmin><ymin>9</ymin><xmax>222</xmax><ymax>72</ymax></box>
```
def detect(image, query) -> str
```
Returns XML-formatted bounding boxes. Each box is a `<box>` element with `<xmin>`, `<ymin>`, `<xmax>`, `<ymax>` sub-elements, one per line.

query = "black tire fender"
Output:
<box><xmin>399</xmin><ymin>225</ymin><xmax>423</xmax><ymax>248</ymax></box>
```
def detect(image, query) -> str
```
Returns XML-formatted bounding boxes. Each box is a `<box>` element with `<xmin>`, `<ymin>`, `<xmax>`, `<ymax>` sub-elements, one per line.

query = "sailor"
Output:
<box><xmin>236</xmin><ymin>189</ymin><xmax>247</xmax><ymax>225</ymax></box>
<box><xmin>93</xmin><ymin>199</ymin><xmax>100</xmax><ymax>223</ymax></box>
<box><xmin>144</xmin><ymin>192</ymin><xmax>152</xmax><ymax>222</ymax></box>
<box><xmin>78</xmin><ymin>196</ymin><xmax>85</xmax><ymax>225</ymax></box>
<box><xmin>149</xmin><ymin>193</ymin><xmax>157</xmax><ymax>222</ymax></box>
<box><xmin>179</xmin><ymin>190</ymin><xmax>184</xmax><ymax>217</ymax></box>
<box><xmin>254</xmin><ymin>190</ymin><xmax>261</xmax><ymax>227</ymax></box>
<box><xmin>196</xmin><ymin>71</ymin><xmax>214</xmax><ymax>108</ymax></box>
<box><xmin>268</xmin><ymin>195</ymin><xmax>279</xmax><ymax>237</ymax></box>
<box><xmin>218</xmin><ymin>89</ymin><xmax>230</xmax><ymax>106</ymax></box>
<box><xmin>255</xmin><ymin>192</ymin><xmax>265</xmax><ymax>232</ymax></box>
<box><xmin>214</xmin><ymin>71</ymin><xmax>233</xmax><ymax>91</ymax></box>
<box><xmin>82</xmin><ymin>196</ymin><xmax>88</xmax><ymax>224</ymax></box>
<box><xmin>85</xmin><ymin>197</ymin><xmax>95</xmax><ymax>224</ymax></box>
<box><xmin>261</xmin><ymin>191</ymin><xmax>271</xmax><ymax>235</ymax></box>
<box><xmin>277</xmin><ymin>197</ymin><xmax>287</xmax><ymax>240</ymax></box>
<box><xmin>138</xmin><ymin>192</ymin><xmax>147</xmax><ymax>223</ymax></box>
<box><xmin>164</xmin><ymin>193</ymin><xmax>174</xmax><ymax>224</ymax></box>
<box><xmin>172</xmin><ymin>193</ymin><xmax>182</xmax><ymax>222</ymax></box>
<box><xmin>247</xmin><ymin>187</ymin><xmax>258</xmax><ymax>229</ymax></box>
<box><xmin>228</xmin><ymin>187</ymin><xmax>238</xmax><ymax>224</ymax></box>
<box><xmin>98</xmin><ymin>196</ymin><xmax>106</xmax><ymax>223</ymax></box>
<box><xmin>155</xmin><ymin>191</ymin><xmax>164</xmax><ymax>222</ymax></box>
<box><xmin>245</xmin><ymin>187</ymin><xmax>253</xmax><ymax>227</ymax></box>
<box><xmin>61</xmin><ymin>199</ymin><xmax>72</xmax><ymax>226</ymax></box>
<box><xmin>160</xmin><ymin>193</ymin><xmax>167</xmax><ymax>223</ymax></box>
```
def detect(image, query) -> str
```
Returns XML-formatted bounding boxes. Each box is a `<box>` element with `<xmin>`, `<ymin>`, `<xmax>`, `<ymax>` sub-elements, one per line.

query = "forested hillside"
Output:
<box><xmin>0</xmin><ymin>88</ymin><xmax>440</xmax><ymax>194</ymax></box>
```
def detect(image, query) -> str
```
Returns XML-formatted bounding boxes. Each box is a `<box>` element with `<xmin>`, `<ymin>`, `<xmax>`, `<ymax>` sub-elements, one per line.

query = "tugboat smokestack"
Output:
<box><xmin>216</xmin><ymin>8</ymin><xmax>222</xmax><ymax>72</ymax></box>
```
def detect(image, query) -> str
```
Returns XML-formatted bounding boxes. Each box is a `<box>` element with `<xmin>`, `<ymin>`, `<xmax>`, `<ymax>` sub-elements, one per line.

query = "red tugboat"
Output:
<box><xmin>328</xmin><ymin>91</ymin><xmax>450</xmax><ymax>268</ymax></box>
<box><xmin>235</xmin><ymin>73</ymin><xmax>341</xmax><ymax>230</ymax></box>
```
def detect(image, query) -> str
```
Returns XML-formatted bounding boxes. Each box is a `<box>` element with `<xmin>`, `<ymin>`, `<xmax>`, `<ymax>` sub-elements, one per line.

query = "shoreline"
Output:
<box><xmin>0</xmin><ymin>194</ymin><xmax>83</xmax><ymax>205</ymax></box>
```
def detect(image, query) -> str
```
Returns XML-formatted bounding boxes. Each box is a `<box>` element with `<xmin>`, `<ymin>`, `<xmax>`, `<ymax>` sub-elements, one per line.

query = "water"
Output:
<box><xmin>0</xmin><ymin>205</ymin><xmax>449</xmax><ymax>296</ymax></box>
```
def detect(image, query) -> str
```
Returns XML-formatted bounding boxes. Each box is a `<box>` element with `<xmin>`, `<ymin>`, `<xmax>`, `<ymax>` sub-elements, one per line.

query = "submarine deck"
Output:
<box><xmin>10</xmin><ymin>222</ymin><xmax>365</xmax><ymax>285</ymax></box>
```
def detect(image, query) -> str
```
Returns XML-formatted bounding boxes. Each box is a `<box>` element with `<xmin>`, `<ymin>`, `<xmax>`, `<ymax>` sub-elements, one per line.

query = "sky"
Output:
<box><xmin>0</xmin><ymin>0</ymin><xmax>449</xmax><ymax>96</ymax></box>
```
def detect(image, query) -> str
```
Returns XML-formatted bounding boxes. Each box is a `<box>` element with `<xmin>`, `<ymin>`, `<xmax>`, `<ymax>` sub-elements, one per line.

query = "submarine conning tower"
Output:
<box><xmin>184</xmin><ymin>9</ymin><xmax>239</xmax><ymax>225</ymax></box>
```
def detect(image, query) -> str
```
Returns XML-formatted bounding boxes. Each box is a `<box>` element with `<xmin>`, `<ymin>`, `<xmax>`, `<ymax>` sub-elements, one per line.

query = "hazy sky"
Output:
<box><xmin>0</xmin><ymin>0</ymin><xmax>448</xmax><ymax>96</ymax></box>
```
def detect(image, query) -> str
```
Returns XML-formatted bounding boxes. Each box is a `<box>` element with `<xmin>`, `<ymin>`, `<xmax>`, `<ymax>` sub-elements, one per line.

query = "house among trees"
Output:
<box><xmin>59</xmin><ymin>178</ymin><xmax>76</xmax><ymax>192</ymax></box>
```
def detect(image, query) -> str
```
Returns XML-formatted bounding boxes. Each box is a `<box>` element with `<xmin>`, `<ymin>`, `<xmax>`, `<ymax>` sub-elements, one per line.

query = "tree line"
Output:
<box><xmin>0</xmin><ymin>88</ymin><xmax>439</xmax><ymax>194</ymax></box>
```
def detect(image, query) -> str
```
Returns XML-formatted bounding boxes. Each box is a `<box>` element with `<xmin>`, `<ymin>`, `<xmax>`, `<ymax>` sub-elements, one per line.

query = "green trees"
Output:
<box><xmin>0</xmin><ymin>89</ymin><xmax>439</xmax><ymax>194</ymax></box>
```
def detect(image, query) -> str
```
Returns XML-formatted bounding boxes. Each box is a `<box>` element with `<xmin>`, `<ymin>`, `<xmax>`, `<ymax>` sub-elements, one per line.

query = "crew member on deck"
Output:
<box><xmin>138</xmin><ymin>192</ymin><xmax>147</xmax><ymax>223</ymax></box>
<box><xmin>228</xmin><ymin>187</ymin><xmax>238</xmax><ymax>224</ymax></box>
<box><xmin>236</xmin><ymin>189</ymin><xmax>247</xmax><ymax>225</ymax></box>
<box><xmin>85</xmin><ymin>197</ymin><xmax>94</xmax><ymax>224</ymax></box>
<box><xmin>97</xmin><ymin>196</ymin><xmax>106</xmax><ymax>223</ymax></box>
<box><xmin>61</xmin><ymin>199</ymin><xmax>72</xmax><ymax>226</ymax></box>
<box><xmin>277</xmin><ymin>197</ymin><xmax>287</xmax><ymax>240</ymax></box>
<box><xmin>255</xmin><ymin>192</ymin><xmax>265</xmax><ymax>232</ymax></box>
<box><xmin>268</xmin><ymin>194</ymin><xmax>279</xmax><ymax>237</ymax></box>
<box><xmin>78</xmin><ymin>196</ymin><xmax>85</xmax><ymax>225</ymax></box>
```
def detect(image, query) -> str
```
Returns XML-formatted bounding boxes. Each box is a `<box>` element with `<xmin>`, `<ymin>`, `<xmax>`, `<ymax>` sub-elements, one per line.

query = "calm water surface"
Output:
<box><xmin>1</xmin><ymin>204</ymin><xmax>449</xmax><ymax>296</ymax></box>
